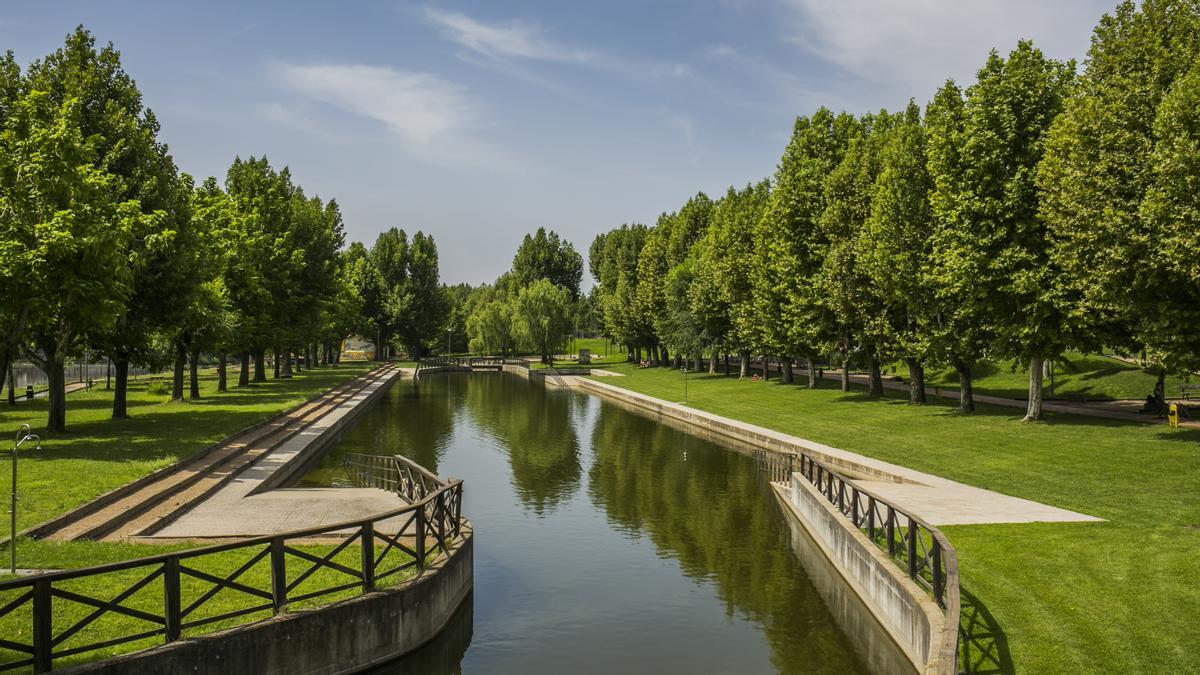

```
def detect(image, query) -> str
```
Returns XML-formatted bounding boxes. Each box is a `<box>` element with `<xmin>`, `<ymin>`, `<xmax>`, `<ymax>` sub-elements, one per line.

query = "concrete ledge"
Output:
<box><xmin>777</xmin><ymin>479</ymin><xmax>941</xmax><ymax>672</ymax></box>
<box><xmin>61</xmin><ymin>529</ymin><xmax>474</xmax><ymax>675</ymax></box>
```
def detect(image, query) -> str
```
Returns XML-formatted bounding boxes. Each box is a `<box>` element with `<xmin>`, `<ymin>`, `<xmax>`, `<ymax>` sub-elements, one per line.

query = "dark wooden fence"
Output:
<box><xmin>0</xmin><ymin>458</ymin><xmax>465</xmax><ymax>673</ymax></box>
<box><xmin>757</xmin><ymin>448</ymin><xmax>961</xmax><ymax>672</ymax></box>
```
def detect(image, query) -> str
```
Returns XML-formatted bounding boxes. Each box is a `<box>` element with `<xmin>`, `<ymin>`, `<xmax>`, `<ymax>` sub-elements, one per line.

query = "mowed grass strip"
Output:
<box><xmin>595</xmin><ymin>363</ymin><xmax>1200</xmax><ymax>673</ymax></box>
<box><xmin>0</xmin><ymin>362</ymin><xmax>373</xmax><ymax>533</ymax></box>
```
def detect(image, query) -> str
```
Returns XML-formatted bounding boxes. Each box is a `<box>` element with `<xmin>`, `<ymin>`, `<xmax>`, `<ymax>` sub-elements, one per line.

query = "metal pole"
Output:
<box><xmin>12</xmin><ymin>424</ymin><xmax>40</xmax><ymax>574</ymax></box>
<box><xmin>681</xmin><ymin>366</ymin><xmax>687</xmax><ymax>404</ymax></box>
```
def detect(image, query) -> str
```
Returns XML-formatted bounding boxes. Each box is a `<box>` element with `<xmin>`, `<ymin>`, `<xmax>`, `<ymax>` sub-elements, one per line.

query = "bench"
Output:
<box><xmin>1181</xmin><ymin>384</ymin><xmax>1200</xmax><ymax>400</ymax></box>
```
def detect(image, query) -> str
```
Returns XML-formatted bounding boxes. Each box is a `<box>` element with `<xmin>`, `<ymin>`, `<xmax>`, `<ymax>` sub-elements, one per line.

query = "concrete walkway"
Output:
<box><xmin>568</xmin><ymin>376</ymin><xmax>1102</xmax><ymax>527</ymax></box>
<box><xmin>150</xmin><ymin>367</ymin><xmax>410</xmax><ymax>539</ymax></box>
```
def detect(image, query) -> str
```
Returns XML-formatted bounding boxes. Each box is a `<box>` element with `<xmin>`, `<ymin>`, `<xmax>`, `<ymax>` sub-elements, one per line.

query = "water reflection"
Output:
<box><xmin>587</xmin><ymin>403</ymin><xmax>868</xmax><ymax>674</ymax></box>
<box><xmin>307</xmin><ymin>374</ymin><xmax>865</xmax><ymax>674</ymax></box>
<box><xmin>460</xmin><ymin>374</ymin><xmax>582</xmax><ymax>516</ymax></box>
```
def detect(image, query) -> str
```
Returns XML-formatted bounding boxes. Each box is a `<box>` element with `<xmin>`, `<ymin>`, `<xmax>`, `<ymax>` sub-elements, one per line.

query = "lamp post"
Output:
<box><xmin>681</xmin><ymin>364</ymin><xmax>688</xmax><ymax>404</ymax></box>
<box><xmin>11</xmin><ymin>424</ymin><xmax>40</xmax><ymax>573</ymax></box>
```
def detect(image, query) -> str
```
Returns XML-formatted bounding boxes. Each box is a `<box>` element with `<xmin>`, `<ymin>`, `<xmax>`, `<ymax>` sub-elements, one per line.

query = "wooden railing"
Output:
<box><xmin>757</xmin><ymin>448</ymin><xmax>961</xmax><ymax>673</ymax></box>
<box><xmin>0</xmin><ymin>469</ymin><xmax>465</xmax><ymax>673</ymax></box>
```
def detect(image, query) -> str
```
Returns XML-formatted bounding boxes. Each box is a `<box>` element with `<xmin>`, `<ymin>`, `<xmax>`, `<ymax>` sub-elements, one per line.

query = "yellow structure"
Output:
<box><xmin>1168</xmin><ymin>402</ymin><xmax>1179</xmax><ymax>428</ymax></box>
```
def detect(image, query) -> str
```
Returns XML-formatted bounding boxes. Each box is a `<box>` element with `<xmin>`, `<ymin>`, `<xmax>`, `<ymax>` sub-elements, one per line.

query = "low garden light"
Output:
<box><xmin>10</xmin><ymin>423</ymin><xmax>41</xmax><ymax>574</ymax></box>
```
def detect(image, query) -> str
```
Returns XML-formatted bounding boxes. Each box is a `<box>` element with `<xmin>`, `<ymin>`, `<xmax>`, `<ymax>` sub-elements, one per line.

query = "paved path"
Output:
<box><xmin>754</xmin><ymin>363</ymin><xmax>1199</xmax><ymax>429</ymax></box>
<box><xmin>569</xmin><ymin>376</ymin><xmax>1102</xmax><ymax>526</ymax></box>
<box><xmin>149</xmin><ymin>367</ymin><xmax>410</xmax><ymax>539</ymax></box>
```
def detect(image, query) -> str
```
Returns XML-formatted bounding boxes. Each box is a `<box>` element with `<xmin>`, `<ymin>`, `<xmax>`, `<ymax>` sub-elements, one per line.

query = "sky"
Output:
<box><xmin>1</xmin><ymin>0</ymin><xmax>1118</xmax><ymax>286</ymax></box>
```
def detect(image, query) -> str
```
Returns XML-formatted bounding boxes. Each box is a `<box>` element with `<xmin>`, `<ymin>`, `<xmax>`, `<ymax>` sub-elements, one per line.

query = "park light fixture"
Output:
<box><xmin>10</xmin><ymin>424</ymin><xmax>41</xmax><ymax>574</ymax></box>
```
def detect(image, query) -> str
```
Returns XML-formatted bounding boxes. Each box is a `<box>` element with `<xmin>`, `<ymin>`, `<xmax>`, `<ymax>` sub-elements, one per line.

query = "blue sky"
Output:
<box><xmin>2</xmin><ymin>1</ymin><xmax>1116</xmax><ymax>285</ymax></box>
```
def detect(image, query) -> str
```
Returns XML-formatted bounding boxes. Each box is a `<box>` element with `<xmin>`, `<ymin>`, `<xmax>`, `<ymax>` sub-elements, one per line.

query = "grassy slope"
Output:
<box><xmin>888</xmin><ymin>351</ymin><xmax>1194</xmax><ymax>402</ymax></box>
<box><xmin>594</xmin><ymin>363</ymin><xmax>1200</xmax><ymax>674</ymax></box>
<box><xmin>1</xmin><ymin>363</ymin><xmax>371</xmax><ymax>532</ymax></box>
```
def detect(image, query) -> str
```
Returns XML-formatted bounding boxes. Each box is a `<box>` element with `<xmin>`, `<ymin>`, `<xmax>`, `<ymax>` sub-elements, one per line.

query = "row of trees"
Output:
<box><xmin>458</xmin><ymin>227</ymin><xmax>584</xmax><ymax>363</ymax></box>
<box><xmin>590</xmin><ymin>0</ymin><xmax>1200</xmax><ymax>421</ymax></box>
<box><xmin>0</xmin><ymin>27</ymin><xmax>447</xmax><ymax>431</ymax></box>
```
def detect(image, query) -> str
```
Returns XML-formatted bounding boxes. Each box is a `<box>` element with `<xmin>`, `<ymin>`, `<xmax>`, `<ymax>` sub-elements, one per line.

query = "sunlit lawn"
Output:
<box><xmin>596</xmin><ymin>363</ymin><xmax>1200</xmax><ymax>674</ymax></box>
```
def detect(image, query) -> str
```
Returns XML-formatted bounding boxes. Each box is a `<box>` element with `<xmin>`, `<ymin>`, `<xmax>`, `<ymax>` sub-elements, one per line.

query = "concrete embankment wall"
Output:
<box><xmin>567</xmin><ymin>375</ymin><xmax>943</xmax><ymax>674</ymax></box>
<box><xmin>63</xmin><ymin>532</ymin><xmax>474</xmax><ymax>675</ymax></box>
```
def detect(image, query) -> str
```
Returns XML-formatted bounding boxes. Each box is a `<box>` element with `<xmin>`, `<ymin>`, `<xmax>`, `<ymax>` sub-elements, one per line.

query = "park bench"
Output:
<box><xmin>1180</xmin><ymin>384</ymin><xmax>1200</xmax><ymax>400</ymax></box>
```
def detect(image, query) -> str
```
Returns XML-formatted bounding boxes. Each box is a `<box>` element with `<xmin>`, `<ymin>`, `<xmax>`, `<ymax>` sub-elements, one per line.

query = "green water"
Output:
<box><xmin>300</xmin><ymin>373</ymin><xmax>865</xmax><ymax>674</ymax></box>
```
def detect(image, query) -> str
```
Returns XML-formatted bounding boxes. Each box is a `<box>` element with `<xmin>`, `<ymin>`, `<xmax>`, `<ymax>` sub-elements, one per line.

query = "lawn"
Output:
<box><xmin>0</xmin><ymin>362</ymin><xmax>371</xmax><ymax>534</ymax></box>
<box><xmin>593</xmin><ymin>363</ymin><xmax>1200</xmax><ymax>674</ymax></box>
<box><xmin>886</xmin><ymin>351</ymin><xmax>1193</xmax><ymax>402</ymax></box>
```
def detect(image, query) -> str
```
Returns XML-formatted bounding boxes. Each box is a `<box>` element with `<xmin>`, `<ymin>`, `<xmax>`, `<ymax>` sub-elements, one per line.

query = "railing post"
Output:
<box><xmin>164</xmin><ymin>557</ymin><xmax>182</xmax><ymax>642</ymax></box>
<box><xmin>452</xmin><ymin>484</ymin><xmax>462</xmax><ymax>537</ymax></box>
<box><xmin>886</xmin><ymin>507</ymin><xmax>896</xmax><ymax>556</ymax></box>
<box><xmin>850</xmin><ymin>488</ymin><xmax>860</xmax><ymax>527</ymax></box>
<box><xmin>867</xmin><ymin>496</ymin><xmax>876</xmax><ymax>539</ymax></box>
<box><xmin>932</xmin><ymin>541</ymin><xmax>944</xmax><ymax>605</ymax></box>
<box><xmin>33</xmin><ymin>578</ymin><xmax>52</xmax><ymax>673</ymax></box>
<box><xmin>270</xmin><ymin>537</ymin><xmax>287</xmax><ymax>613</ymax></box>
<box><xmin>361</xmin><ymin>522</ymin><xmax>376</xmax><ymax>592</ymax></box>
<box><xmin>907</xmin><ymin>517</ymin><xmax>919</xmax><ymax>580</ymax></box>
<box><xmin>415</xmin><ymin>505</ymin><xmax>427</xmax><ymax>570</ymax></box>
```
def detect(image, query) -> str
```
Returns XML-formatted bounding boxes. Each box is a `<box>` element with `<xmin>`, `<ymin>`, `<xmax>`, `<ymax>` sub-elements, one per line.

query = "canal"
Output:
<box><xmin>300</xmin><ymin>372</ymin><xmax>865</xmax><ymax>674</ymax></box>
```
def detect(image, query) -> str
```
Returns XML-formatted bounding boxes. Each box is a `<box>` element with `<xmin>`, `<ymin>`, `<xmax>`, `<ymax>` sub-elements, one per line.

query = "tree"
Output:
<box><xmin>395</xmin><ymin>232</ymin><xmax>445</xmax><ymax>358</ymax></box>
<box><xmin>820</xmin><ymin>111</ymin><xmax>895</xmax><ymax>397</ymax></box>
<box><xmin>859</xmin><ymin>101</ymin><xmax>937</xmax><ymax>404</ymax></box>
<box><xmin>927</xmin><ymin>42</ymin><xmax>1074</xmax><ymax>418</ymax></box>
<box><xmin>752</xmin><ymin>109</ymin><xmax>858</xmax><ymax>386</ymax></box>
<box><xmin>1137</xmin><ymin>57</ymin><xmax>1200</xmax><ymax>373</ymax></box>
<box><xmin>1</xmin><ymin>88</ymin><xmax>143</xmax><ymax>430</ymax></box>
<box><xmin>511</xmin><ymin>227</ymin><xmax>584</xmax><ymax>299</ymax></box>
<box><xmin>513</xmin><ymin>279</ymin><xmax>572</xmax><ymax>363</ymax></box>
<box><xmin>467</xmin><ymin>299</ymin><xmax>516</xmax><ymax>356</ymax></box>
<box><xmin>1040</xmin><ymin>0</ymin><xmax>1200</xmax><ymax>384</ymax></box>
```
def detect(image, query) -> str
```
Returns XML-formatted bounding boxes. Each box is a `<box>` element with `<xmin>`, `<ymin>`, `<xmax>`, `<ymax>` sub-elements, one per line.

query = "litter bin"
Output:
<box><xmin>25</xmin><ymin>385</ymin><xmax>33</xmax><ymax>400</ymax></box>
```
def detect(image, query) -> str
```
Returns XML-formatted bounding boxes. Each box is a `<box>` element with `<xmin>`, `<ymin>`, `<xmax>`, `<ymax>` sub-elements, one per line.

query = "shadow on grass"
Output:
<box><xmin>959</xmin><ymin>587</ymin><xmax>1014</xmax><ymax>675</ymax></box>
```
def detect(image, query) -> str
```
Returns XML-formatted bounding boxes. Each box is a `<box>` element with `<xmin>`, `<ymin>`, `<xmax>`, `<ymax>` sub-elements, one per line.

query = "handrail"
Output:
<box><xmin>757</xmin><ymin>448</ymin><xmax>960</xmax><ymax>674</ymax></box>
<box><xmin>0</xmin><ymin>465</ymin><xmax>466</xmax><ymax>673</ymax></box>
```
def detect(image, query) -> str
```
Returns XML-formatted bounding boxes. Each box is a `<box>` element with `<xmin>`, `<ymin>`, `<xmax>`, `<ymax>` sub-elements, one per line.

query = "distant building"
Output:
<box><xmin>341</xmin><ymin>335</ymin><xmax>376</xmax><ymax>361</ymax></box>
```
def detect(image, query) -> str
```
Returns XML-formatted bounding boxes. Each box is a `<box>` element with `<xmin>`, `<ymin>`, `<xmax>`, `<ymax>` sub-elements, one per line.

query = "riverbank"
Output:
<box><xmin>588</xmin><ymin>363</ymin><xmax>1200</xmax><ymax>673</ymax></box>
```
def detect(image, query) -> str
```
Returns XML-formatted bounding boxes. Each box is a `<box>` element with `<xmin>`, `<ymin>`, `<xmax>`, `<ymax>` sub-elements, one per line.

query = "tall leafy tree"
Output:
<box><xmin>752</xmin><ymin>108</ymin><xmax>858</xmax><ymax>386</ymax></box>
<box><xmin>1040</xmin><ymin>0</ymin><xmax>1200</xmax><ymax>384</ymax></box>
<box><xmin>859</xmin><ymin>101</ymin><xmax>936</xmax><ymax>403</ymax></box>
<box><xmin>513</xmin><ymin>279</ymin><xmax>572</xmax><ymax>363</ymax></box>
<box><xmin>927</xmin><ymin>42</ymin><xmax>1074</xmax><ymax>417</ymax></box>
<box><xmin>511</xmin><ymin>227</ymin><xmax>584</xmax><ymax>299</ymax></box>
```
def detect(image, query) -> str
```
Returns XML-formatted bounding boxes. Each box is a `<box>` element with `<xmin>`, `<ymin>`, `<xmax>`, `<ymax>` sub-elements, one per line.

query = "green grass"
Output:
<box><xmin>1</xmin><ymin>363</ymin><xmax>371</xmax><ymax>533</ymax></box>
<box><xmin>0</xmin><ymin>538</ymin><xmax>414</xmax><ymax>671</ymax></box>
<box><xmin>887</xmin><ymin>351</ymin><xmax>1193</xmax><ymax>402</ymax></box>
<box><xmin>594</xmin><ymin>363</ymin><xmax>1200</xmax><ymax>674</ymax></box>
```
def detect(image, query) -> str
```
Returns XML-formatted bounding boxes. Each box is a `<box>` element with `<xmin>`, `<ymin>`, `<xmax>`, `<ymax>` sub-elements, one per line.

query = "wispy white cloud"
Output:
<box><xmin>424</xmin><ymin>8</ymin><xmax>592</xmax><ymax>64</ymax></box>
<box><xmin>778</xmin><ymin>0</ymin><xmax>1107</xmax><ymax>98</ymax></box>
<box><xmin>277</xmin><ymin>63</ymin><xmax>476</xmax><ymax>146</ymax></box>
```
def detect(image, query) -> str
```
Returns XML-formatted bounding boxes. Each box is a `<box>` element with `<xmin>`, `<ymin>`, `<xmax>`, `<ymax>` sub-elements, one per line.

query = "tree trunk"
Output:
<box><xmin>739</xmin><ymin>352</ymin><xmax>749</xmax><ymax>378</ymax></box>
<box><xmin>172</xmin><ymin>341</ymin><xmax>186</xmax><ymax>402</ymax></box>
<box><xmin>273</xmin><ymin>348</ymin><xmax>281</xmax><ymax>379</ymax></box>
<box><xmin>763</xmin><ymin>356</ymin><xmax>770</xmax><ymax>380</ymax></box>
<box><xmin>106</xmin><ymin>358</ymin><xmax>111</xmax><ymax>390</ymax></box>
<box><xmin>7</xmin><ymin>363</ymin><xmax>15</xmax><ymax>405</ymax></box>
<box><xmin>1023</xmin><ymin>355</ymin><xmax>1044</xmax><ymax>422</ymax></box>
<box><xmin>47</xmin><ymin>358</ymin><xmax>67</xmax><ymax>432</ymax></box>
<box><xmin>112</xmin><ymin>357</ymin><xmax>130</xmax><ymax>419</ymax></box>
<box><xmin>806</xmin><ymin>355</ymin><xmax>818</xmax><ymax>389</ymax></box>
<box><xmin>867</xmin><ymin>348</ymin><xmax>883</xmax><ymax>398</ymax></box>
<box><xmin>652</xmin><ymin>343</ymin><xmax>661</xmax><ymax>366</ymax></box>
<box><xmin>694</xmin><ymin>353</ymin><xmax>703</xmax><ymax>372</ymax></box>
<box><xmin>840</xmin><ymin>359</ymin><xmax>850</xmax><ymax>392</ymax></box>
<box><xmin>0</xmin><ymin>350</ymin><xmax>7</xmax><ymax>407</ymax></box>
<box><xmin>217</xmin><ymin>352</ymin><xmax>227</xmax><ymax>392</ymax></box>
<box><xmin>189</xmin><ymin>346</ymin><xmax>201</xmax><ymax>400</ymax></box>
<box><xmin>724</xmin><ymin>353</ymin><xmax>730</xmax><ymax>376</ymax></box>
<box><xmin>782</xmin><ymin>357</ymin><xmax>793</xmax><ymax>384</ymax></box>
<box><xmin>239</xmin><ymin>351</ymin><xmax>250</xmax><ymax>387</ymax></box>
<box><xmin>709</xmin><ymin>350</ymin><xmax>718</xmax><ymax>374</ymax></box>
<box><xmin>282</xmin><ymin>350</ymin><xmax>293</xmax><ymax>378</ymax></box>
<box><xmin>955</xmin><ymin>360</ymin><xmax>975</xmax><ymax>413</ymax></box>
<box><xmin>254</xmin><ymin>349</ymin><xmax>266</xmax><ymax>383</ymax></box>
<box><xmin>905</xmin><ymin>357</ymin><xmax>927</xmax><ymax>404</ymax></box>
<box><xmin>294</xmin><ymin>348</ymin><xmax>302</xmax><ymax>373</ymax></box>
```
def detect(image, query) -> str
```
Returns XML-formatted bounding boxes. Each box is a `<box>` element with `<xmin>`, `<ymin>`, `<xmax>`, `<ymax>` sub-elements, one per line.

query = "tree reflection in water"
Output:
<box><xmin>587</xmin><ymin>401</ymin><xmax>866</xmax><ymax>674</ymax></box>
